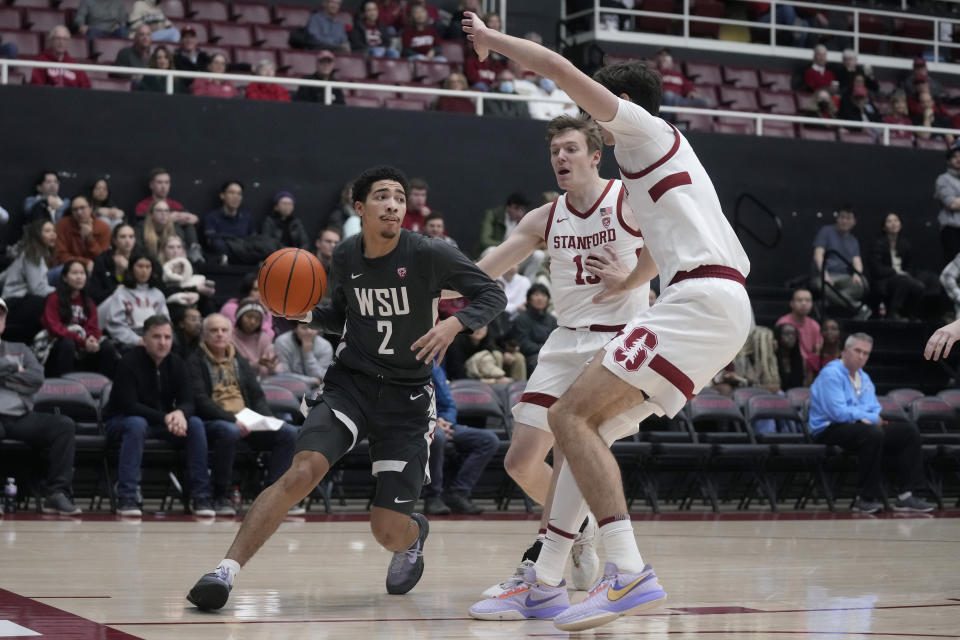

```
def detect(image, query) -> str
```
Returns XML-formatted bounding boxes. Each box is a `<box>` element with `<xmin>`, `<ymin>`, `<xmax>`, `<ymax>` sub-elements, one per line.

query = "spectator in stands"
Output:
<box><xmin>882</xmin><ymin>92</ymin><xmax>914</xmax><ymax>141</ymax></box>
<box><xmin>912</xmin><ymin>89</ymin><xmax>954</xmax><ymax>146</ymax></box>
<box><xmin>748</xmin><ymin>2</ymin><xmax>810</xmax><ymax>46</ymax></box>
<box><xmin>402</xmin><ymin>178</ymin><xmax>431</xmax><ymax>232</ymax></box>
<box><xmin>838</xmin><ymin>84</ymin><xmax>880</xmax><ymax>137</ymax></box>
<box><xmin>941</xmin><ymin>246</ymin><xmax>960</xmax><ymax>315</ymax></box>
<box><xmin>189</xmin><ymin>313</ymin><xmax>299</xmax><ymax>516</ymax></box>
<box><xmin>729</xmin><ymin>326</ymin><xmax>781</xmax><ymax>394</ymax></box>
<box><xmin>436</xmin><ymin>72</ymin><xmax>475</xmax><ymax>114</ymax></box>
<box><xmin>220</xmin><ymin>273</ymin><xmax>275</xmax><ymax>342</ymax></box>
<box><xmin>351</xmin><ymin>1</ymin><xmax>399</xmax><ymax>58</ymax></box>
<box><xmin>476</xmin><ymin>191</ymin><xmax>529</xmax><ymax>255</ymax></box>
<box><xmin>446</xmin><ymin>0</ymin><xmax>481</xmax><ymax>40</ymax></box>
<box><xmin>42</xmin><ymin>259</ymin><xmax>119</xmax><ymax>378</ymax></box>
<box><xmin>135</xmin><ymin>199</ymin><xmax>184</xmax><ymax>264</ymax></box>
<box><xmin>315</xmin><ymin>226</ymin><xmax>341</xmax><ymax>276</ymax></box>
<box><xmin>936</xmin><ymin>148</ymin><xmax>960</xmax><ymax>267</ymax></box>
<box><xmin>0</xmin><ymin>298</ymin><xmax>82</xmax><ymax>515</ymax></box>
<box><xmin>805</xmin><ymin>317</ymin><xmax>841</xmax><ymax>378</ymax></box>
<box><xmin>136</xmin><ymin>46</ymin><xmax>188</xmax><ymax>94</ymax></box>
<box><xmin>293</xmin><ymin>50</ymin><xmax>345</xmax><ymax>104</ymax></box>
<box><xmin>808</xmin><ymin>88</ymin><xmax>837</xmax><ymax>122</ymax></box>
<box><xmin>811</xmin><ymin>205</ymin><xmax>868</xmax><ymax>318</ymax></box>
<box><xmin>204</xmin><ymin>181</ymin><xmax>253</xmax><ymax>260</ymax></box>
<box><xmin>499</xmin><ymin>266</ymin><xmax>531</xmax><ymax>320</ymax></box>
<box><xmin>232</xmin><ymin>298</ymin><xmax>280</xmax><ymax>378</ymax></box>
<box><xmin>105</xmin><ymin>314</ymin><xmax>212</xmax><ymax>516</ymax></box>
<box><xmin>444</xmin><ymin>324</ymin><xmax>518</xmax><ymax>383</ymax></box>
<box><xmin>160</xmin><ymin>235</ymin><xmax>216</xmax><ymax>309</ymax></box>
<box><xmin>325</xmin><ymin>181</ymin><xmax>357</xmax><ymax>233</ymax></box>
<box><xmin>808</xmin><ymin>332</ymin><xmax>934</xmax><ymax>513</ymax></box>
<box><xmin>655</xmin><ymin>48</ymin><xmax>711</xmax><ymax>108</ymax></box>
<box><xmin>260</xmin><ymin>192</ymin><xmax>309</xmax><ymax>250</ymax></box>
<box><xmin>401</xmin><ymin>4</ymin><xmax>445</xmax><ymax>61</ymax></box>
<box><xmin>30</xmin><ymin>26</ymin><xmax>91</xmax><ymax>89</ymax></box>
<box><xmin>485</xmin><ymin>69</ymin><xmax>530</xmax><ymax>119</ymax></box>
<box><xmin>402</xmin><ymin>0</ymin><xmax>440</xmax><ymax>28</ymax></box>
<box><xmin>423</xmin><ymin>212</ymin><xmax>458</xmax><ymax>248</ymax></box>
<box><xmin>88</xmin><ymin>223</ymin><xmax>135</xmax><ymax>304</ymax></box>
<box><xmin>115</xmin><ymin>24</ymin><xmax>152</xmax><ymax>81</ymax></box>
<box><xmin>2</xmin><ymin>218</ymin><xmax>57</xmax><ymax>343</ymax></box>
<box><xmin>901</xmin><ymin>57</ymin><xmax>944</xmax><ymax>100</ymax></box>
<box><xmin>99</xmin><ymin>254</ymin><xmax>169</xmax><ymax>351</ymax></box>
<box><xmin>190</xmin><ymin>53</ymin><xmax>238</xmax><ymax>99</ymax></box>
<box><xmin>127</xmin><ymin>0</ymin><xmax>180</xmax><ymax>43</ymax></box>
<box><xmin>173</xmin><ymin>26</ymin><xmax>209</xmax><ymax>80</ymax></box>
<box><xmin>511</xmin><ymin>283</ymin><xmax>556</xmax><ymax>375</ymax></box>
<box><xmin>89</xmin><ymin>178</ymin><xmax>125</xmax><ymax>230</ymax></box>
<box><xmin>133</xmin><ymin>169</ymin><xmax>201</xmax><ymax>259</ymax></box>
<box><xmin>0</xmin><ymin>35</ymin><xmax>15</xmax><ymax>60</ymax></box>
<box><xmin>55</xmin><ymin>197</ymin><xmax>111</xmax><ymax>273</ymax></box>
<box><xmin>464</xmin><ymin>13</ymin><xmax>507</xmax><ymax>90</ymax></box>
<box><xmin>803</xmin><ymin>45</ymin><xmax>835</xmax><ymax>92</ymax></box>
<box><xmin>24</xmin><ymin>170</ymin><xmax>69</xmax><ymax>227</ymax></box>
<box><xmin>776</xmin><ymin>288</ymin><xmax>821</xmax><ymax>360</ymax></box>
<box><xmin>773</xmin><ymin>322</ymin><xmax>808</xmax><ymax>389</ymax></box>
<box><xmin>868</xmin><ymin>212</ymin><xmax>924</xmax><ymax>321</ymax></box>
<box><xmin>245</xmin><ymin>60</ymin><xmax>291</xmax><ymax>102</ymax></box>
<box><xmin>306</xmin><ymin>0</ymin><xmax>351</xmax><ymax>53</ymax></box>
<box><xmin>834</xmin><ymin>49</ymin><xmax>878</xmax><ymax>95</ymax></box>
<box><xmin>421</xmin><ymin>363</ymin><xmax>499</xmax><ymax>515</ymax></box>
<box><xmin>172</xmin><ymin>305</ymin><xmax>202</xmax><ymax>360</ymax></box>
<box><xmin>274</xmin><ymin>324</ymin><xmax>333</xmax><ymax>387</ymax></box>
<box><xmin>375</xmin><ymin>0</ymin><xmax>405</xmax><ymax>31</ymax></box>
<box><xmin>75</xmin><ymin>0</ymin><xmax>127</xmax><ymax>39</ymax></box>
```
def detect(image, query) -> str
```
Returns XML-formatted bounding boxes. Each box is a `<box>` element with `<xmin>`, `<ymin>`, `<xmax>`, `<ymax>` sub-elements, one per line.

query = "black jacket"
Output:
<box><xmin>188</xmin><ymin>349</ymin><xmax>273</xmax><ymax>422</ymax></box>
<box><xmin>868</xmin><ymin>236</ymin><xmax>914</xmax><ymax>281</ymax></box>
<box><xmin>88</xmin><ymin>249</ymin><xmax>122</xmax><ymax>304</ymax></box>
<box><xmin>511</xmin><ymin>307</ymin><xmax>557</xmax><ymax>371</ymax></box>
<box><xmin>104</xmin><ymin>346</ymin><xmax>194</xmax><ymax>423</ymax></box>
<box><xmin>293</xmin><ymin>72</ymin><xmax>345</xmax><ymax>104</ymax></box>
<box><xmin>260</xmin><ymin>211</ymin><xmax>310</xmax><ymax>250</ymax></box>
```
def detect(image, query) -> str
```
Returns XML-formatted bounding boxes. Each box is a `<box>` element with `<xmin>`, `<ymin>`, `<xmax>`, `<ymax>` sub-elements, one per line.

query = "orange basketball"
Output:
<box><xmin>257</xmin><ymin>248</ymin><xmax>327</xmax><ymax>317</ymax></box>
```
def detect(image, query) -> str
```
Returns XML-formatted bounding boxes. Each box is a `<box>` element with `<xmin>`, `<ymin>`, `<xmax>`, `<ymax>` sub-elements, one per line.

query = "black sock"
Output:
<box><xmin>521</xmin><ymin>539</ymin><xmax>542</xmax><ymax>563</ymax></box>
<box><xmin>579</xmin><ymin>517</ymin><xmax>589</xmax><ymax>533</ymax></box>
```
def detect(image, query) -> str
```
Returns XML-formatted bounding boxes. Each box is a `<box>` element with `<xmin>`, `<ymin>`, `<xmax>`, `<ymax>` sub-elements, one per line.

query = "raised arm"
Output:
<box><xmin>462</xmin><ymin>12</ymin><xmax>620</xmax><ymax>122</ymax></box>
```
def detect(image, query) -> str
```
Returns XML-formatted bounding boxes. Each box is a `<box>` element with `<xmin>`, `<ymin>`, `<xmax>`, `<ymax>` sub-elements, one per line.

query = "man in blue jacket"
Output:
<box><xmin>809</xmin><ymin>332</ymin><xmax>933</xmax><ymax>513</ymax></box>
<box><xmin>422</xmin><ymin>363</ymin><xmax>500</xmax><ymax>515</ymax></box>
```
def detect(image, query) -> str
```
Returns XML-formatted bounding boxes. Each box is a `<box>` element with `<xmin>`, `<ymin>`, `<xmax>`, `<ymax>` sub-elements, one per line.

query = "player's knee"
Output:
<box><xmin>504</xmin><ymin>445</ymin><xmax>536</xmax><ymax>481</ymax></box>
<box><xmin>279</xmin><ymin>453</ymin><xmax>327</xmax><ymax>497</ymax></box>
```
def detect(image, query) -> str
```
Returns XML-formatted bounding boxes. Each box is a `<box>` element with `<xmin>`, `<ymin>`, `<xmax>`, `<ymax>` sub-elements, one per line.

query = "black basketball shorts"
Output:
<box><xmin>295</xmin><ymin>361</ymin><xmax>436</xmax><ymax>515</ymax></box>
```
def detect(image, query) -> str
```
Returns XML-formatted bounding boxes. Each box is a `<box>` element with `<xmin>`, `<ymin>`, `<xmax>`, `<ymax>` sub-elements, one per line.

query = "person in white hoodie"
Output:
<box><xmin>99</xmin><ymin>253</ymin><xmax>169</xmax><ymax>350</ymax></box>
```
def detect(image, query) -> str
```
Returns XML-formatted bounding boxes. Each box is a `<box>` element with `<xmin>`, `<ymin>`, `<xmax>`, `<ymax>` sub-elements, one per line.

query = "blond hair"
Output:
<box><xmin>144</xmin><ymin>199</ymin><xmax>176</xmax><ymax>259</ymax></box>
<box><xmin>546</xmin><ymin>115</ymin><xmax>604</xmax><ymax>153</ymax></box>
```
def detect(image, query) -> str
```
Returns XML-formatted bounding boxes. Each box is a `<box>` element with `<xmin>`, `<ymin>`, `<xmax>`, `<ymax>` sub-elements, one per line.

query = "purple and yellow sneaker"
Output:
<box><xmin>469</xmin><ymin>565</ymin><xmax>570</xmax><ymax>621</ymax></box>
<box><xmin>553</xmin><ymin>562</ymin><xmax>666</xmax><ymax>631</ymax></box>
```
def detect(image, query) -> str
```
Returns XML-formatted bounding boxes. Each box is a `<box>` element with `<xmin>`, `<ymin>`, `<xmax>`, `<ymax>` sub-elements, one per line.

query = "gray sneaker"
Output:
<box><xmin>42</xmin><ymin>492</ymin><xmax>82</xmax><ymax>516</ymax></box>
<box><xmin>187</xmin><ymin>566</ymin><xmax>233</xmax><ymax>610</ymax></box>
<box><xmin>213</xmin><ymin>499</ymin><xmax>236</xmax><ymax>517</ymax></box>
<box><xmin>192</xmin><ymin>498</ymin><xmax>216</xmax><ymax>517</ymax></box>
<box><xmin>852</xmin><ymin>497</ymin><xmax>883</xmax><ymax>513</ymax></box>
<box><xmin>386</xmin><ymin>512</ymin><xmax>429</xmax><ymax>595</ymax></box>
<box><xmin>117</xmin><ymin>498</ymin><xmax>142</xmax><ymax>517</ymax></box>
<box><xmin>892</xmin><ymin>495</ymin><xmax>935</xmax><ymax>512</ymax></box>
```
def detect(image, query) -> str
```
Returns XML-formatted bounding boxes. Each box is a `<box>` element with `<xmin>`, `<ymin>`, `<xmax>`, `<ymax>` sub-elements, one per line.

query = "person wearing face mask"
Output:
<box><xmin>485</xmin><ymin>70</ymin><xmax>530</xmax><ymax>119</ymax></box>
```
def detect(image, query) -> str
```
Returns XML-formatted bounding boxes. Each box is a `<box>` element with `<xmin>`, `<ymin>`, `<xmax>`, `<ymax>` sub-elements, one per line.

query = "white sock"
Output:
<box><xmin>598</xmin><ymin>518</ymin><xmax>644</xmax><ymax>573</ymax></box>
<box><xmin>217</xmin><ymin>559</ymin><xmax>240</xmax><ymax>586</ymax></box>
<box><xmin>534</xmin><ymin>461</ymin><xmax>590</xmax><ymax>587</ymax></box>
<box><xmin>898</xmin><ymin>491</ymin><xmax>912</xmax><ymax>501</ymax></box>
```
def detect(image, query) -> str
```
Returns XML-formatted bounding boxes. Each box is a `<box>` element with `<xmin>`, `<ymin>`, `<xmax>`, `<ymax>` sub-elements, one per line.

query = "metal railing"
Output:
<box><xmin>562</xmin><ymin>0</ymin><xmax>960</xmax><ymax>72</ymax></box>
<box><xmin>3</xmin><ymin>58</ymin><xmax>959</xmax><ymax>146</ymax></box>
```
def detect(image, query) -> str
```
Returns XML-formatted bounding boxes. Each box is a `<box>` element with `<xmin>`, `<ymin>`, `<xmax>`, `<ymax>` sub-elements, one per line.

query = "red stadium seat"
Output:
<box><xmin>722</xmin><ymin>65</ymin><xmax>759</xmax><ymax>88</ymax></box>
<box><xmin>675</xmin><ymin>112</ymin><xmax>714</xmax><ymax>132</ymax></box>
<box><xmin>895</xmin><ymin>18</ymin><xmax>932</xmax><ymax>56</ymax></box>
<box><xmin>689</xmin><ymin>0</ymin><xmax>722</xmax><ymax>38</ymax></box>
<box><xmin>209</xmin><ymin>22</ymin><xmax>252</xmax><ymax>46</ymax></box>
<box><xmin>761</xmin><ymin>121</ymin><xmax>796</xmax><ymax>138</ymax></box>
<box><xmin>715</xmin><ymin>117</ymin><xmax>755</xmax><ymax>135</ymax></box>
<box><xmin>8</xmin><ymin>0</ymin><xmax>50</xmax><ymax>9</ymax></box>
<box><xmin>413</xmin><ymin>59</ymin><xmax>451</xmax><ymax>85</ymax></box>
<box><xmin>59</xmin><ymin>0</ymin><xmax>83</xmax><ymax>8</ymax></box>
<box><xmin>232</xmin><ymin>45</ymin><xmax>276</xmax><ymax>68</ymax></box>
<box><xmin>886</xmin><ymin>135</ymin><xmax>914</xmax><ymax>147</ymax></box>
<box><xmin>65</xmin><ymin>34</ymin><xmax>89</xmax><ymax>59</ymax></box>
<box><xmin>171</xmin><ymin>20</ymin><xmax>208</xmax><ymax>42</ymax></box>
<box><xmin>159</xmin><ymin>0</ymin><xmax>185</xmax><ymax>20</ymax></box>
<box><xmin>334</xmin><ymin>10</ymin><xmax>351</xmax><ymax>28</ymax></box>
<box><xmin>857</xmin><ymin>14</ymin><xmax>887</xmax><ymax>54</ymax></box>
<box><xmin>839</xmin><ymin>131</ymin><xmax>876</xmax><ymax>145</ymax></box>
<box><xmin>273</xmin><ymin>4</ymin><xmax>312</xmax><ymax>26</ymax></box>
<box><xmin>635</xmin><ymin>0</ymin><xmax>677</xmax><ymax>34</ymax></box>
<box><xmin>253</xmin><ymin>24</ymin><xmax>289</xmax><ymax>48</ymax></box>
<box><xmin>278</xmin><ymin>49</ymin><xmax>317</xmax><ymax>75</ymax></box>
<box><xmin>369</xmin><ymin>57</ymin><xmax>412</xmax><ymax>83</ymax></box>
<box><xmin>90</xmin><ymin>76</ymin><xmax>131</xmax><ymax>92</ymax></box>
<box><xmin>438</xmin><ymin>39</ymin><xmax>464</xmax><ymax>65</ymax></box>
<box><xmin>0</xmin><ymin>7</ymin><xmax>23</xmax><ymax>30</ymax></box>
<box><xmin>396</xmin><ymin>89</ymin><xmax>435</xmax><ymax>107</ymax></box>
<box><xmin>23</xmin><ymin>8</ymin><xmax>66</xmax><ymax>33</ymax></box>
<box><xmin>333</xmin><ymin>53</ymin><xmax>369</xmax><ymax>81</ymax></box>
<box><xmin>0</xmin><ymin>30</ymin><xmax>41</xmax><ymax>56</ymax></box>
<box><xmin>799</xmin><ymin>127</ymin><xmax>837</xmax><ymax>141</ymax></box>
<box><xmin>349</xmin><ymin>87</ymin><xmax>394</xmax><ymax>101</ymax></box>
<box><xmin>90</xmin><ymin>36</ymin><xmax>129</xmax><ymax>62</ymax></box>
<box><xmin>917</xmin><ymin>137</ymin><xmax>948</xmax><ymax>150</ymax></box>
<box><xmin>684</xmin><ymin>61</ymin><xmax>722</xmax><ymax>86</ymax></box>
<box><xmin>386</xmin><ymin>97</ymin><xmax>428</xmax><ymax>111</ymax></box>
<box><xmin>759</xmin><ymin>69</ymin><xmax>792</xmax><ymax>91</ymax></box>
<box><xmin>231</xmin><ymin>2</ymin><xmax>272</xmax><ymax>24</ymax></box>
<box><xmin>758</xmin><ymin>89</ymin><xmax>797</xmax><ymax>115</ymax></box>
<box><xmin>188</xmin><ymin>0</ymin><xmax>229</xmax><ymax>22</ymax></box>
<box><xmin>718</xmin><ymin>86</ymin><xmax>759</xmax><ymax>111</ymax></box>
<box><xmin>345</xmin><ymin>95</ymin><xmax>383</xmax><ymax>108</ymax></box>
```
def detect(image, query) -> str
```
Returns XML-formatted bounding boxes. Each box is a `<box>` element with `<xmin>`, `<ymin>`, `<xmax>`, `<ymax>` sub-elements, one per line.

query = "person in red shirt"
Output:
<box><xmin>436</xmin><ymin>71</ymin><xmax>475</xmax><ymax>114</ymax></box>
<box><xmin>133</xmin><ymin>168</ymin><xmax>203</xmax><ymax>261</ymax></box>
<box><xmin>190</xmin><ymin>53</ymin><xmax>238</xmax><ymax>99</ymax></box>
<box><xmin>775</xmin><ymin>288</ymin><xmax>821</xmax><ymax>360</ymax></box>
<box><xmin>30</xmin><ymin>26</ymin><xmax>91</xmax><ymax>89</ymax></box>
<box><xmin>55</xmin><ymin>197</ymin><xmax>111</xmax><ymax>272</ymax></box>
<box><xmin>401</xmin><ymin>178</ymin><xmax>430</xmax><ymax>232</ymax></box>
<box><xmin>464</xmin><ymin>13</ymin><xmax>506</xmax><ymax>90</ymax></box>
<box><xmin>401</xmin><ymin>4</ymin><xmax>444</xmax><ymax>60</ymax></box>
<box><xmin>245</xmin><ymin>60</ymin><xmax>291</xmax><ymax>102</ymax></box>
<box><xmin>399</xmin><ymin>0</ymin><xmax>440</xmax><ymax>29</ymax></box>
<box><xmin>803</xmin><ymin>44</ymin><xmax>835</xmax><ymax>92</ymax></box>
<box><xmin>882</xmin><ymin>92</ymin><xmax>913</xmax><ymax>140</ymax></box>
<box><xmin>376</xmin><ymin>0</ymin><xmax>405</xmax><ymax>31</ymax></box>
<box><xmin>654</xmin><ymin>48</ymin><xmax>710</xmax><ymax>107</ymax></box>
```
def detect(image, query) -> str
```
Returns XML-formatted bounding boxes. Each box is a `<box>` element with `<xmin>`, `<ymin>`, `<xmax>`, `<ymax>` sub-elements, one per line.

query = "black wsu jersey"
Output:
<box><xmin>307</xmin><ymin>230</ymin><xmax>506</xmax><ymax>384</ymax></box>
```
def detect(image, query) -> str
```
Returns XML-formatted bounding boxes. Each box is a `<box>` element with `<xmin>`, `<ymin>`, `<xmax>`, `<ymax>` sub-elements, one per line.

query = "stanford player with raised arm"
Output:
<box><xmin>463</xmin><ymin>13</ymin><xmax>752</xmax><ymax>631</ymax></box>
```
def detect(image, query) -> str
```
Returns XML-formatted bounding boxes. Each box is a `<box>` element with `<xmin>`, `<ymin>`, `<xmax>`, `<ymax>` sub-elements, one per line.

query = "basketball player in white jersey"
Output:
<box><xmin>450</xmin><ymin>115</ymin><xmax>654</xmax><ymax>618</ymax></box>
<box><xmin>463</xmin><ymin>13</ymin><xmax>752</xmax><ymax>631</ymax></box>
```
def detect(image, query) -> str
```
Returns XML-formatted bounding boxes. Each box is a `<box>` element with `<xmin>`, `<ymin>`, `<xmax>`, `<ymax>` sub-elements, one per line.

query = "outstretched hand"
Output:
<box><xmin>461</xmin><ymin>11</ymin><xmax>490</xmax><ymax>61</ymax></box>
<box><xmin>411</xmin><ymin>316</ymin><xmax>464</xmax><ymax>364</ymax></box>
<box><xmin>925</xmin><ymin>319</ymin><xmax>960</xmax><ymax>361</ymax></box>
<box><xmin>584</xmin><ymin>245</ymin><xmax>631</xmax><ymax>303</ymax></box>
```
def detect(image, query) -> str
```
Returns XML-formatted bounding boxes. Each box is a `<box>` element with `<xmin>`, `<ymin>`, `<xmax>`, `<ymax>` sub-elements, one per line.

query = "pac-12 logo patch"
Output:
<box><xmin>397</xmin><ymin>267</ymin><xmax>407</xmax><ymax>278</ymax></box>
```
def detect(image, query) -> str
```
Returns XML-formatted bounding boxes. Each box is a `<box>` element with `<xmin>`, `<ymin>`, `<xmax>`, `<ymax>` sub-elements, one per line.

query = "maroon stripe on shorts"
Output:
<box><xmin>649</xmin><ymin>354</ymin><xmax>696</xmax><ymax>400</ymax></box>
<box><xmin>518</xmin><ymin>392</ymin><xmax>557</xmax><ymax>408</ymax></box>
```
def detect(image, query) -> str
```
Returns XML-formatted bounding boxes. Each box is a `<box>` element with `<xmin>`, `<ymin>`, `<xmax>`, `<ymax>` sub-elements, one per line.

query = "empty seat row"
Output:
<box><xmin>3</xmin><ymin>0</ymin><xmax>317</xmax><ymax>26</ymax></box>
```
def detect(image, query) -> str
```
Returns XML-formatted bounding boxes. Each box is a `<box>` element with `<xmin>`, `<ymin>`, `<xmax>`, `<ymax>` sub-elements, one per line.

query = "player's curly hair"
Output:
<box><xmin>352</xmin><ymin>165</ymin><xmax>410</xmax><ymax>204</ymax></box>
<box><xmin>592</xmin><ymin>61</ymin><xmax>662</xmax><ymax>117</ymax></box>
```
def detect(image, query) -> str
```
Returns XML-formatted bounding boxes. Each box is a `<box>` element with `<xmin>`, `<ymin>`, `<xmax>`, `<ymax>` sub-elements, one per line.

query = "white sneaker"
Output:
<box><xmin>481</xmin><ymin>559</ymin><xmax>535</xmax><ymax>598</ymax></box>
<box><xmin>570</xmin><ymin>513</ymin><xmax>600</xmax><ymax>590</ymax></box>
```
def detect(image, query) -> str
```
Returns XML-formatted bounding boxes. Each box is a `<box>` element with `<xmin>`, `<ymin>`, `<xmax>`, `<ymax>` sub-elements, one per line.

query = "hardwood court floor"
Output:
<box><xmin>1</xmin><ymin>512</ymin><xmax>959</xmax><ymax>639</ymax></box>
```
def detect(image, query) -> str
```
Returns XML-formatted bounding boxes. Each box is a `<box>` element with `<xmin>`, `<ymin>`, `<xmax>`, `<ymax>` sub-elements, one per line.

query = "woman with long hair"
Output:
<box><xmin>160</xmin><ymin>234</ymin><xmax>216</xmax><ymax>313</ymax></box>
<box><xmin>2</xmin><ymin>217</ymin><xmax>57</xmax><ymax>342</ymax></box>
<box><xmin>99</xmin><ymin>253</ymin><xmax>169</xmax><ymax>350</ymax></box>
<box><xmin>805</xmin><ymin>318</ymin><xmax>842</xmax><ymax>379</ymax></box>
<box><xmin>867</xmin><ymin>212</ymin><xmax>925</xmax><ymax>321</ymax></box>
<box><xmin>136</xmin><ymin>45</ymin><xmax>187</xmax><ymax>93</ymax></box>
<box><xmin>136</xmin><ymin>199</ymin><xmax>184</xmax><ymax>263</ymax></box>
<box><xmin>773</xmin><ymin>323</ymin><xmax>807</xmax><ymax>390</ymax></box>
<box><xmin>88</xmin><ymin>223</ymin><xmax>136</xmax><ymax>304</ymax></box>
<box><xmin>42</xmin><ymin>259</ymin><xmax>119</xmax><ymax>377</ymax></box>
<box><xmin>89</xmin><ymin>177</ymin><xmax>126</xmax><ymax>230</ymax></box>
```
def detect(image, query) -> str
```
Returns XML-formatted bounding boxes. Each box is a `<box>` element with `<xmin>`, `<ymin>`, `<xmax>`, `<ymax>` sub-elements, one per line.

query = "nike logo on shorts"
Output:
<box><xmin>410</xmin><ymin>393</ymin><xmax>423</xmax><ymax>400</ymax></box>
<box><xmin>351</xmin><ymin>273</ymin><xmax>362</xmax><ymax>279</ymax></box>
<box><xmin>394</xmin><ymin>497</ymin><xmax>413</xmax><ymax>504</ymax></box>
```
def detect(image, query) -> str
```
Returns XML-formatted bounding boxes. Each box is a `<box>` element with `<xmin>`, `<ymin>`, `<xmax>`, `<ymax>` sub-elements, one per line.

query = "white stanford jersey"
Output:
<box><xmin>596</xmin><ymin>98</ymin><xmax>750</xmax><ymax>287</ymax></box>
<box><xmin>545</xmin><ymin>178</ymin><xmax>649</xmax><ymax>328</ymax></box>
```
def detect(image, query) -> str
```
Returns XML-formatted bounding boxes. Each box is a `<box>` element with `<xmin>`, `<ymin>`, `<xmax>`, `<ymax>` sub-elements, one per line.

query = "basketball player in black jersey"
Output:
<box><xmin>188</xmin><ymin>166</ymin><xmax>506</xmax><ymax>610</ymax></box>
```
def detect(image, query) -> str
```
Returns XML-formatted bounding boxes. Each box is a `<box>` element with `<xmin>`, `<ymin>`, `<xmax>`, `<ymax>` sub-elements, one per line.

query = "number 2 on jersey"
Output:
<box><xmin>573</xmin><ymin>255</ymin><xmax>601</xmax><ymax>285</ymax></box>
<box><xmin>377</xmin><ymin>320</ymin><xmax>394</xmax><ymax>354</ymax></box>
